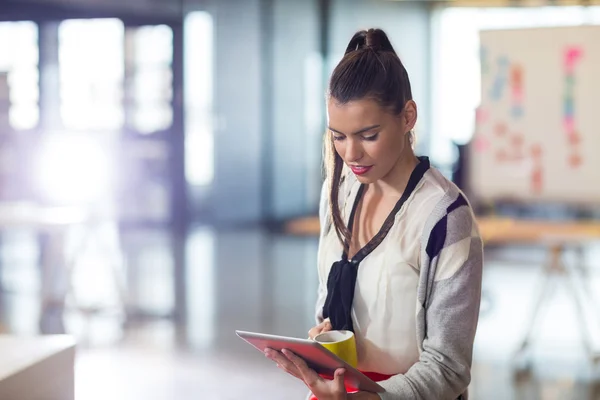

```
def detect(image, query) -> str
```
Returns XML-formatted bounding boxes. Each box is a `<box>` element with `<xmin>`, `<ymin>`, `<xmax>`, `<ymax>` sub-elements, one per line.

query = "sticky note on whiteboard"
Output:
<box><xmin>474</xmin><ymin>136</ymin><xmax>490</xmax><ymax>153</ymax></box>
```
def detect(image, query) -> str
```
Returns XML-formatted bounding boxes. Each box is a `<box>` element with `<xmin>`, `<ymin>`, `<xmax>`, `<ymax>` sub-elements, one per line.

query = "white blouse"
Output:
<box><xmin>315</xmin><ymin>168</ymin><xmax>448</xmax><ymax>375</ymax></box>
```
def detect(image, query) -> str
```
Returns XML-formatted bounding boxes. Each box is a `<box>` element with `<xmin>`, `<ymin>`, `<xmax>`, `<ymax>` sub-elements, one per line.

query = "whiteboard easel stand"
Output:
<box><xmin>511</xmin><ymin>237</ymin><xmax>600</xmax><ymax>378</ymax></box>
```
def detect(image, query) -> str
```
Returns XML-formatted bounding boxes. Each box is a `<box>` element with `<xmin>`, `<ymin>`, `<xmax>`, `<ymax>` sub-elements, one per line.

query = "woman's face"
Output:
<box><xmin>327</xmin><ymin>98</ymin><xmax>417</xmax><ymax>184</ymax></box>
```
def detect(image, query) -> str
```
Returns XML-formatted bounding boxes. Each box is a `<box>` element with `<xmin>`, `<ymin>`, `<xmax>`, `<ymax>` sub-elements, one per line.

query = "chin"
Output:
<box><xmin>354</xmin><ymin>173</ymin><xmax>378</xmax><ymax>184</ymax></box>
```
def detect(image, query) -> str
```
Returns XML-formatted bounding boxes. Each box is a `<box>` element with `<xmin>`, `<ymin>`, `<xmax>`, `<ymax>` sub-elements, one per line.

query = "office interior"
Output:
<box><xmin>1</xmin><ymin>0</ymin><xmax>600</xmax><ymax>399</ymax></box>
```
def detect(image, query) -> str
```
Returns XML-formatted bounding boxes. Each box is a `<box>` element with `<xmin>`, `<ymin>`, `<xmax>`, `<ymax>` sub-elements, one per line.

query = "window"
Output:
<box><xmin>184</xmin><ymin>12</ymin><xmax>214</xmax><ymax>186</ymax></box>
<box><xmin>0</xmin><ymin>21</ymin><xmax>39</xmax><ymax>131</ymax></box>
<box><xmin>125</xmin><ymin>25</ymin><xmax>173</xmax><ymax>134</ymax></box>
<box><xmin>59</xmin><ymin>19</ymin><xmax>124</xmax><ymax>131</ymax></box>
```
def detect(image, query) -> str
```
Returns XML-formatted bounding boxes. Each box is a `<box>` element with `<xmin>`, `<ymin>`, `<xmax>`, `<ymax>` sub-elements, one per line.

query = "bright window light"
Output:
<box><xmin>184</xmin><ymin>11</ymin><xmax>214</xmax><ymax>186</ymax></box>
<box><xmin>59</xmin><ymin>19</ymin><xmax>124</xmax><ymax>131</ymax></box>
<box><xmin>36</xmin><ymin>134</ymin><xmax>114</xmax><ymax>205</ymax></box>
<box><xmin>127</xmin><ymin>24</ymin><xmax>173</xmax><ymax>134</ymax></box>
<box><xmin>0</xmin><ymin>21</ymin><xmax>39</xmax><ymax>131</ymax></box>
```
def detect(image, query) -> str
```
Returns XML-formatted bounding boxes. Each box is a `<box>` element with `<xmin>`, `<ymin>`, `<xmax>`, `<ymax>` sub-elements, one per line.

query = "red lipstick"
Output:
<box><xmin>349</xmin><ymin>165</ymin><xmax>373</xmax><ymax>176</ymax></box>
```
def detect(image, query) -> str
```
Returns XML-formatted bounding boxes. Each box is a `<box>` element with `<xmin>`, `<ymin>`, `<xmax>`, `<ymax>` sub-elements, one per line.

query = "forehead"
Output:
<box><xmin>327</xmin><ymin>98</ymin><xmax>386</xmax><ymax>129</ymax></box>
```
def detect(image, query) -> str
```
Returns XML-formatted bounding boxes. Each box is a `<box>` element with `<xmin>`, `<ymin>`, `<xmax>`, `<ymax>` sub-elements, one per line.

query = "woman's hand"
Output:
<box><xmin>265</xmin><ymin>348</ymin><xmax>347</xmax><ymax>400</ymax></box>
<box><xmin>308</xmin><ymin>318</ymin><xmax>332</xmax><ymax>339</ymax></box>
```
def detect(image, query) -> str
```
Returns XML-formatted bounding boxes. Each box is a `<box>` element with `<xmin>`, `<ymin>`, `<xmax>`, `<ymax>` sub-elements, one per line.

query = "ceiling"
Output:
<box><xmin>388</xmin><ymin>0</ymin><xmax>600</xmax><ymax>6</ymax></box>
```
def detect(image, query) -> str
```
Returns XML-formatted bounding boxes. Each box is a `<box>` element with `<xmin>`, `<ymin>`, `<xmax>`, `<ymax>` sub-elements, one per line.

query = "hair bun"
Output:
<box><xmin>344</xmin><ymin>28</ymin><xmax>396</xmax><ymax>55</ymax></box>
<box><xmin>366</xmin><ymin>29</ymin><xmax>383</xmax><ymax>50</ymax></box>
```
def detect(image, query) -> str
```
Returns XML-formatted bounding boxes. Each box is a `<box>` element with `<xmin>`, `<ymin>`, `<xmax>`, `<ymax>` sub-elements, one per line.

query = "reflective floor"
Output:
<box><xmin>1</xmin><ymin>225</ymin><xmax>600</xmax><ymax>399</ymax></box>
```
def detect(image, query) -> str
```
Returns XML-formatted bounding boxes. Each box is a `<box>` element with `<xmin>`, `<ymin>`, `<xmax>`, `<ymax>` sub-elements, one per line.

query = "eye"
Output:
<box><xmin>331</xmin><ymin>132</ymin><xmax>345</xmax><ymax>141</ymax></box>
<box><xmin>362</xmin><ymin>133</ymin><xmax>379</xmax><ymax>141</ymax></box>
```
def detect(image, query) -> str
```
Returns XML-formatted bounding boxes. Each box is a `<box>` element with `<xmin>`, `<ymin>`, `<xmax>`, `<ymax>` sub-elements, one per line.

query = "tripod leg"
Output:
<box><xmin>513</xmin><ymin>261</ymin><xmax>557</xmax><ymax>375</ymax></box>
<box><xmin>565</xmin><ymin>246</ymin><xmax>600</xmax><ymax>364</ymax></box>
<box><xmin>571</xmin><ymin>246</ymin><xmax>596</xmax><ymax>305</ymax></box>
<box><xmin>564</xmin><ymin>263</ymin><xmax>598</xmax><ymax>362</ymax></box>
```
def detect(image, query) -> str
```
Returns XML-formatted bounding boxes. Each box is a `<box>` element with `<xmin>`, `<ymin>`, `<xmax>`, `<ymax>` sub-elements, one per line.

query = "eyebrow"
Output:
<box><xmin>328</xmin><ymin>125</ymin><xmax>380</xmax><ymax>136</ymax></box>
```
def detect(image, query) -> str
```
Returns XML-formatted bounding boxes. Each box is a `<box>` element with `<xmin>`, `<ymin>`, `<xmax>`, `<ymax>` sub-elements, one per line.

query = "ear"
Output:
<box><xmin>403</xmin><ymin>100</ymin><xmax>418</xmax><ymax>133</ymax></box>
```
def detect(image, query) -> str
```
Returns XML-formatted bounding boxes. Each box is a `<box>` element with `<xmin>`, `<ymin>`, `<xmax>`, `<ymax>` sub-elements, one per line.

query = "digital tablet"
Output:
<box><xmin>235</xmin><ymin>330</ymin><xmax>385</xmax><ymax>393</ymax></box>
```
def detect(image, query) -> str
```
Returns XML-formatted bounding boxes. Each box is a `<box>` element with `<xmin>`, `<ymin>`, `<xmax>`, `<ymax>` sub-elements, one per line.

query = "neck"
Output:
<box><xmin>371</xmin><ymin>150</ymin><xmax>419</xmax><ymax>198</ymax></box>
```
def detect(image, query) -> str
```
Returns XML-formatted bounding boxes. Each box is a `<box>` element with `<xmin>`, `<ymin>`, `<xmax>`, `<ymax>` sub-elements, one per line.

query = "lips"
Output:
<box><xmin>349</xmin><ymin>165</ymin><xmax>373</xmax><ymax>175</ymax></box>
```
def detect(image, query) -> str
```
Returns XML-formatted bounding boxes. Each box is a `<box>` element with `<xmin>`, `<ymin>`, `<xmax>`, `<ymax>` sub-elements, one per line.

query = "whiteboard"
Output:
<box><xmin>468</xmin><ymin>26</ymin><xmax>600</xmax><ymax>205</ymax></box>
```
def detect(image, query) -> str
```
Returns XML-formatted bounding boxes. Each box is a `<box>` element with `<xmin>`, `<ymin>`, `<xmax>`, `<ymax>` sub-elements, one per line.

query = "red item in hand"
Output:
<box><xmin>309</xmin><ymin>371</ymin><xmax>393</xmax><ymax>399</ymax></box>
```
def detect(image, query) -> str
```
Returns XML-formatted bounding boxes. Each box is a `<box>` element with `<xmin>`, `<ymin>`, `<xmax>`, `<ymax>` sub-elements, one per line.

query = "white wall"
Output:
<box><xmin>209</xmin><ymin>0</ymin><xmax>265</xmax><ymax>224</ymax></box>
<box><xmin>271</xmin><ymin>0</ymin><xmax>322</xmax><ymax>218</ymax></box>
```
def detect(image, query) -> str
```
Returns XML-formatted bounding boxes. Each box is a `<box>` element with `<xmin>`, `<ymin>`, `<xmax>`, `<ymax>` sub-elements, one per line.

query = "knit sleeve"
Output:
<box><xmin>377</xmin><ymin>191</ymin><xmax>483</xmax><ymax>400</ymax></box>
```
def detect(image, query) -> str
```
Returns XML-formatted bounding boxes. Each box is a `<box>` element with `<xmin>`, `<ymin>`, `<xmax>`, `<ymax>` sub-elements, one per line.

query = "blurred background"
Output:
<box><xmin>0</xmin><ymin>0</ymin><xmax>600</xmax><ymax>399</ymax></box>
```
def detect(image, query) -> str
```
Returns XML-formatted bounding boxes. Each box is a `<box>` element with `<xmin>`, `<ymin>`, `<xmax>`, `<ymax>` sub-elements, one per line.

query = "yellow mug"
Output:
<box><xmin>313</xmin><ymin>330</ymin><xmax>358</xmax><ymax>368</ymax></box>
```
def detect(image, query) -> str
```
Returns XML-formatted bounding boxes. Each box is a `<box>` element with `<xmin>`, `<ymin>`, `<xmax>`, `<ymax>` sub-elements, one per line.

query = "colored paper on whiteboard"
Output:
<box><xmin>531</xmin><ymin>143</ymin><xmax>542</xmax><ymax>160</ymax></box>
<box><xmin>496</xmin><ymin>149</ymin><xmax>508</xmax><ymax>163</ymax></box>
<box><xmin>511</xmin><ymin>105</ymin><xmax>524</xmax><ymax>119</ymax></box>
<box><xmin>510</xmin><ymin>65</ymin><xmax>523</xmax><ymax>88</ymax></box>
<box><xmin>565</xmin><ymin>75</ymin><xmax>575</xmax><ymax>88</ymax></box>
<box><xmin>511</xmin><ymin>134</ymin><xmax>524</xmax><ymax>148</ymax></box>
<box><xmin>494</xmin><ymin>122</ymin><xmax>507</xmax><ymax>137</ymax></box>
<box><xmin>569</xmin><ymin>153</ymin><xmax>582</xmax><ymax>168</ymax></box>
<box><xmin>563</xmin><ymin>115</ymin><xmax>575</xmax><ymax>134</ymax></box>
<box><xmin>568</xmin><ymin>130</ymin><xmax>581</xmax><ymax>145</ymax></box>
<box><xmin>491</xmin><ymin>78</ymin><xmax>506</xmax><ymax>101</ymax></box>
<box><xmin>473</xmin><ymin>136</ymin><xmax>490</xmax><ymax>153</ymax></box>
<box><xmin>564</xmin><ymin>46</ymin><xmax>583</xmax><ymax>71</ymax></box>
<box><xmin>490</xmin><ymin>56</ymin><xmax>509</xmax><ymax>101</ymax></box>
<box><xmin>563</xmin><ymin>98</ymin><xmax>574</xmax><ymax>118</ymax></box>
<box><xmin>512</xmin><ymin>87</ymin><xmax>524</xmax><ymax>102</ymax></box>
<box><xmin>475</xmin><ymin>107</ymin><xmax>488</xmax><ymax>124</ymax></box>
<box><xmin>480</xmin><ymin>46</ymin><xmax>489</xmax><ymax>75</ymax></box>
<box><xmin>531</xmin><ymin>165</ymin><xmax>543</xmax><ymax>194</ymax></box>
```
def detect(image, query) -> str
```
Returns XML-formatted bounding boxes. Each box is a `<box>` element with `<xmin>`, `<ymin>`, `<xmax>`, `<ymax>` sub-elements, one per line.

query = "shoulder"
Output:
<box><xmin>423</xmin><ymin>167</ymin><xmax>477</xmax><ymax>227</ymax></box>
<box><xmin>411</xmin><ymin>168</ymin><xmax>449</xmax><ymax>207</ymax></box>
<box><xmin>404</xmin><ymin>167</ymin><xmax>455</xmax><ymax>226</ymax></box>
<box><xmin>419</xmin><ymin>168</ymin><xmax>480</xmax><ymax>260</ymax></box>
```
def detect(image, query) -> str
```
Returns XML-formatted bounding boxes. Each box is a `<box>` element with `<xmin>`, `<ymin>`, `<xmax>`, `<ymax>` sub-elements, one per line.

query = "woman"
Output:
<box><xmin>265</xmin><ymin>28</ymin><xmax>483</xmax><ymax>400</ymax></box>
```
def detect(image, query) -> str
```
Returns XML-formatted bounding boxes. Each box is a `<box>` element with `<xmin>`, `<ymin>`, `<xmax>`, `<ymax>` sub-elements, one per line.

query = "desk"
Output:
<box><xmin>477</xmin><ymin>216</ymin><xmax>600</xmax><ymax>244</ymax></box>
<box><xmin>0</xmin><ymin>334</ymin><xmax>76</xmax><ymax>400</ymax></box>
<box><xmin>286</xmin><ymin>215</ymin><xmax>600</xmax><ymax>243</ymax></box>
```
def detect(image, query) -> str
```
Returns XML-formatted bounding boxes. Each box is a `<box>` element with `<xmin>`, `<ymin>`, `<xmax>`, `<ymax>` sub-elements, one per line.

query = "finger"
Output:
<box><xmin>309</xmin><ymin>320</ymin><xmax>327</xmax><ymax>338</ymax></box>
<box><xmin>309</xmin><ymin>320</ymin><xmax>332</xmax><ymax>339</ymax></box>
<box><xmin>265</xmin><ymin>348</ymin><xmax>295</xmax><ymax>370</ymax></box>
<box><xmin>282</xmin><ymin>349</ymin><xmax>322</xmax><ymax>387</ymax></box>
<box><xmin>265</xmin><ymin>349</ymin><xmax>302</xmax><ymax>379</ymax></box>
<box><xmin>333</xmin><ymin>368</ymin><xmax>346</xmax><ymax>394</ymax></box>
<box><xmin>282</xmin><ymin>349</ymin><xmax>318</xmax><ymax>385</ymax></box>
<box><xmin>276</xmin><ymin>363</ymin><xmax>302</xmax><ymax>379</ymax></box>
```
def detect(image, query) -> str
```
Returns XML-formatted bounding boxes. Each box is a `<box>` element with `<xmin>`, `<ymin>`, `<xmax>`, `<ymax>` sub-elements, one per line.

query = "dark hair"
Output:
<box><xmin>325</xmin><ymin>28</ymin><xmax>413</xmax><ymax>249</ymax></box>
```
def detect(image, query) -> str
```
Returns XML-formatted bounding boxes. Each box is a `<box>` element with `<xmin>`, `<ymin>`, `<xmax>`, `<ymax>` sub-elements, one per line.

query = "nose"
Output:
<box><xmin>345</xmin><ymin>138</ymin><xmax>363</xmax><ymax>163</ymax></box>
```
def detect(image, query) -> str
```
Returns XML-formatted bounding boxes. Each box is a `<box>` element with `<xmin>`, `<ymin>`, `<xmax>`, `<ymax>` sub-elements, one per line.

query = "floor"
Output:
<box><xmin>1</xmin><ymin>224</ymin><xmax>600</xmax><ymax>399</ymax></box>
